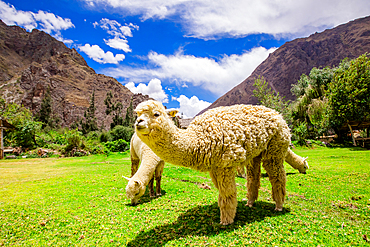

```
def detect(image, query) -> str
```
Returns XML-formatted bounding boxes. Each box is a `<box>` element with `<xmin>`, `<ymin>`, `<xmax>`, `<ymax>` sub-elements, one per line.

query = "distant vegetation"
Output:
<box><xmin>253</xmin><ymin>53</ymin><xmax>370</xmax><ymax>145</ymax></box>
<box><xmin>0</xmin><ymin>90</ymin><xmax>136</xmax><ymax>158</ymax></box>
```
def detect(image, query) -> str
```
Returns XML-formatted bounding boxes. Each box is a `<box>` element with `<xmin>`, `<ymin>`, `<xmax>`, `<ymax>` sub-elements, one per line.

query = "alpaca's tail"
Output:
<box><xmin>285</xmin><ymin>148</ymin><xmax>309</xmax><ymax>174</ymax></box>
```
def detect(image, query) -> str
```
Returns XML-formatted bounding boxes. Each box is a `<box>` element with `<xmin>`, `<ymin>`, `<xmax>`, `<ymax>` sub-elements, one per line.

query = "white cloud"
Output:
<box><xmin>104</xmin><ymin>37</ymin><xmax>132</xmax><ymax>52</ymax></box>
<box><xmin>0</xmin><ymin>1</ymin><xmax>74</xmax><ymax>40</ymax></box>
<box><xmin>125</xmin><ymin>78</ymin><xmax>169</xmax><ymax>103</ymax></box>
<box><xmin>33</xmin><ymin>10</ymin><xmax>74</xmax><ymax>34</ymax></box>
<box><xmin>83</xmin><ymin>0</ymin><xmax>370</xmax><ymax>39</ymax></box>
<box><xmin>106</xmin><ymin>46</ymin><xmax>276</xmax><ymax>96</ymax></box>
<box><xmin>173</xmin><ymin>95</ymin><xmax>211</xmax><ymax>118</ymax></box>
<box><xmin>93</xmin><ymin>18</ymin><xmax>138</xmax><ymax>53</ymax></box>
<box><xmin>78</xmin><ymin>44</ymin><xmax>125</xmax><ymax>64</ymax></box>
<box><xmin>0</xmin><ymin>1</ymin><xmax>35</xmax><ymax>30</ymax></box>
<box><xmin>93</xmin><ymin>18</ymin><xmax>138</xmax><ymax>38</ymax></box>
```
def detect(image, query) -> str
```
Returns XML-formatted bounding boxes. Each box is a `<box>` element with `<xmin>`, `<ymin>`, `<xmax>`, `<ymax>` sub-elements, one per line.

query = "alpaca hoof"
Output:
<box><xmin>156</xmin><ymin>193</ymin><xmax>162</xmax><ymax>197</ymax></box>
<box><xmin>246</xmin><ymin>200</ymin><xmax>254</xmax><ymax>208</ymax></box>
<box><xmin>220</xmin><ymin>220</ymin><xmax>233</xmax><ymax>225</ymax></box>
<box><xmin>275</xmin><ymin>206</ymin><xmax>283</xmax><ymax>211</ymax></box>
<box><xmin>150</xmin><ymin>194</ymin><xmax>156</xmax><ymax>198</ymax></box>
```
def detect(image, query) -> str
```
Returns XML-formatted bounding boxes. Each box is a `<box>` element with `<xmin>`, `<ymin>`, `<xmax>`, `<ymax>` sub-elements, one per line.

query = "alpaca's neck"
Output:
<box><xmin>148</xmin><ymin>123</ymin><xmax>198</xmax><ymax>169</ymax></box>
<box><xmin>132</xmin><ymin>155</ymin><xmax>159</xmax><ymax>186</ymax></box>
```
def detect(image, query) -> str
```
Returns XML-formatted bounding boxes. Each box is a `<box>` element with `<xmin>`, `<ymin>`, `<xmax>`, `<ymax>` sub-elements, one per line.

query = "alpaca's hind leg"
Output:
<box><xmin>246</xmin><ymin>155</ymin><xmax>262</xmax><ymax>207</ymax></box>
<box><xmin>155</xmin><ymin>160</ymin><xmax>165</xmax><ymax>196</ymax></box>
<box><xmin>209</xmin><ymin>167</ymin><xmax>237</xmax><ymax>225</ymax></box>
<box><xmin>262</xmin><ymin>155</ymin><xmax>287</xmax><ymax>211</ymax></box>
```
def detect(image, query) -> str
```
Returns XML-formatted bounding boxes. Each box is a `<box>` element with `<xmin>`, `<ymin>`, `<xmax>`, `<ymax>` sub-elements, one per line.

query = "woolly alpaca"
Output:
<box><xmin>135</xmin><ymin>100</ymin><xmax>306</xmax><ymax>225</ymax></box>
<box><xmin>124</xmin><ymin>133</ymin><xmax>165</xmax><ymax>205</ymax></box>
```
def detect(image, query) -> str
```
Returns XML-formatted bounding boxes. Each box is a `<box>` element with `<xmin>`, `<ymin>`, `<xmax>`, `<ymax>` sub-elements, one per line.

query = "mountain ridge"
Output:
<box><xmin>199</xmin><ymin>16</ymin><xmax>370</xmax><ymax>115</ymax></box>
<box><xmin>0</xmin><ymin>20</ymin><xmax>150</xmax><ymax>128</ymax></box>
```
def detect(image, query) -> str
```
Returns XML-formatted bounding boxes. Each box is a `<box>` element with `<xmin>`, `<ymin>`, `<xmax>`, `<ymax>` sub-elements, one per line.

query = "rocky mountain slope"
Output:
<box><xmin>0</xmin><ymin>20</ymin><xmax>150</xmax><ymax>128</ymax></box>
<box><xmin>199</xmin><ymin>16</ymin><xmax>370</xmax><ymax>115</ymax></box>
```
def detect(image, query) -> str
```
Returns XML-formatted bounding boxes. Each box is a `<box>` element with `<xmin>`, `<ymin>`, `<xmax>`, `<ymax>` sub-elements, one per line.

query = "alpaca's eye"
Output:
<box><xmin>154</xmin><ymin>112</ymin><xmax>160</xmax><ymax>117</ymax></box>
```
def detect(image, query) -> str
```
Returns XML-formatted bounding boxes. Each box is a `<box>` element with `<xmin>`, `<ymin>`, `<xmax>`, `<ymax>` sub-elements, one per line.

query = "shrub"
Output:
<box><xmin>99</xmin><ymin>131</ymin><xmax>112</xmax><ymax>143</ymax></box>
<box><xmin>104</xmin><ymin>139</ymin><xmax>129</xmax><ymax>152</ymax></box>
<box><xmin>110</xmin><ymin>125</ymin><xmax>134</xmax><ymax>142</ymax></box>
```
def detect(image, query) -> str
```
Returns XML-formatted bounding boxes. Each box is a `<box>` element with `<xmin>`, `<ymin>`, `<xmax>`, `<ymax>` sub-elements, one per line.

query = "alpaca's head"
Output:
<box><xmin>134</xmin><ymin>100</ymin><xmax>177</xmax><ymax>139</ymax></box>
<box><xmin>125</xmin><ymin>178</ymin><xmax>146</xmax><ymax>205</ymax></box>
<box><xmin>298</xmin><ymin>157</ymin><xmax>309</xmax><ymax>174</ymax></box>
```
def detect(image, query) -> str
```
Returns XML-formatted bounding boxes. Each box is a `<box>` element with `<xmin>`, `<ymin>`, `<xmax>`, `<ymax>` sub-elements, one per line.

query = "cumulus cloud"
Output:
<box><xmin>93</xmin><ymin>18</ymin><xmax>138</xmax><ymax>51</ymax></box>
<box><xmin>173</xmin><ymin>95</ymin><xmax>211</xmax><ymax>118</ymax></box>
<box><xmin>83</xmin><ymin>0</ymin><xmax>370</xmax><ymax>39</ymax></box>
<box><xmin>104</xmin><ymin>37</ymin><xmax>131</xmax><ymax>52</ymax></box>
<box><xmin>78</xmin><ymin>44</ymin><xmax>125</xmax><ymax>64</ymax></box>
<box><xmin>106</xmin><ymin>46</ymin><xmax>276</xmax><ymax>96</ymax></box>
<box><xmin>125</xmin><ymin>78</ymin><xmax>169</xmax><ymax>103</ymax></box>
<box><xmin>0</xmin><ymin>0</ymin><xmax>74</xmax><ymax>40</ymax></box>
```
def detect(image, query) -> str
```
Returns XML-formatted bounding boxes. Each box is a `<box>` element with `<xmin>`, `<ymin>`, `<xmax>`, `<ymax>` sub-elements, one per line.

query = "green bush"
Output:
<box><xmin>104</xmin><ymin>139</ymin><xmax>129</xmax><ymax>152</ymax></box>
<box><xmin>99</xmin><ymin>131</ymin><xmax>112</xmax><ymax>143</ymax></box>
<box><xmin>110</xmin><ymin>125</ymin><xmax>134</xmax><ymax>142</ymax></box>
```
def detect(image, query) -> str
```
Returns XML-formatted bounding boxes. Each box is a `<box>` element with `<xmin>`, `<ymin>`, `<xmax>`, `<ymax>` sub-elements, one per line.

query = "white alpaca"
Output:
<box><xmin>124</xmin><ymin>109</ymin><xmax>179</xmax><ymax>205</ymax></box>
<box><xmin>134</xmin><ymin>100</ymin><xmax>307</xmax><ymax>225</ymax></box>
<box><xmin>124</xmin><ymin>133</ymin><xmax>165</xmax><ymax>205</ymax></box>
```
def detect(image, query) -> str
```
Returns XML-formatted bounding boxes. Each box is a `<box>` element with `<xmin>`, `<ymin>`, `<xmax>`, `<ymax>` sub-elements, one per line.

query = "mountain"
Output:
<box><xmin>0</xmin><ymin>20</ymin><xmax>150</xmax><ymax>128</ymax></box>
<box><xmin>199</xmin><ymin>16</ymin><xmax>370</xmax><ymax>115</ymax></box>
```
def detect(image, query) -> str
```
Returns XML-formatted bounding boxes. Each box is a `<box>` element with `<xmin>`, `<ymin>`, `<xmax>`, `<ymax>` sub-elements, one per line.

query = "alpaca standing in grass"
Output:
<box><xmin>124</xmin><ymin>133</ymin><xmax>165</xmax><ymax>205</ymax></box>
<box><xmin>124</xmin><ymin>109</ymin><xmax>179</xmax><ymax>205</ymax></box>
<box><xmin>135</xmin><ymin>100</ymin><xmax>307</xmax><ymax>225</ymax></box>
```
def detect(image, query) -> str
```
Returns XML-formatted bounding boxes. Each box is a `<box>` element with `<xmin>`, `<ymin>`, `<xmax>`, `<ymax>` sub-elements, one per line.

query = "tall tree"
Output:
<box><xmin>328</xmin><ymin>53</ymin><xmax>370</xmax><ymax>132</ymax></box>
<box><xmin>104</xmin><ymin>91</ymin><xmax>123</xmax><ymax>129</ymax></box>
<box><xmin>123</xmin><ymin>97</ymin><xmax>135</xmax><ymax>128</ymax></box>
<box><xmin>252</xmin><ymin>76</ymin><xmax>290</xmax><ymax>119</ymax></box>
<box><xmin>81</xmin><ymin>90</ymin><xmax>98</xmax><ymax>134</ymax></box>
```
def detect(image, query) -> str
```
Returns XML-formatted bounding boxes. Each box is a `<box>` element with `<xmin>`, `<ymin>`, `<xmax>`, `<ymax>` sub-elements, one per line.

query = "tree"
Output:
<box><xmin>0</xmin><ymin>96</ymin><xmax>42</xmax><ymax>148</ymax></box>
<box><xmin>328</xmin><ymin>53</ymin><xmax>370</xmax><ymax>131</ymax></box>
<box><xmin>123</xmin><ymin>96</ymin><xmax>135</xmax><ymax>127</ymax></box>
<box><xmin>252</xmin><ymin>76</ymin><xmax>290</xmax><ymax>119</ymax></box>
<box><xmin>104</xmin><ymin>91</ymin><xmax>123</xmax><ymax>129</ymax></box>
<box><xmin>289</xmin><ymin>67</ymin><xmax>334</xmax><ymax>139</ymax></box>
<box><xmin>35</xmin><ymin>86</ymin><xmax>60</xmax><ymax>128</ymax></box>
<box><xmin>81</xmin><ymin>90</ymin><xmax>98</xmax><ymax>134</ymax></box>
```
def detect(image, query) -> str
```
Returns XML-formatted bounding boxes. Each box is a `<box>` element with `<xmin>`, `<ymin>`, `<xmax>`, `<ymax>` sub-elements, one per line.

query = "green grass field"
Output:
<box><xmin>1</xmin><ymin>146</ymin><xmax>369</xmax><ymax>246</ymax></box>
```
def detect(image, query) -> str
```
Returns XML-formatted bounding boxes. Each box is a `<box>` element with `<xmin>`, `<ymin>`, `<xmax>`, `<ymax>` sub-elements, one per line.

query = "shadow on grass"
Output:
<box><xmin>127</xmin><ymin>201</ymin><xmax>290</xmax><ymax>247</ymax></box>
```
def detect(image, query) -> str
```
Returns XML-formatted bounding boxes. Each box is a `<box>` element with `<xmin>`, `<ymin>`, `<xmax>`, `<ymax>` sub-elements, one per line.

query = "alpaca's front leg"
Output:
<box><xmin>262</xmin><ymin>158</ymin><xmax>286</xmax><ymax>211</ymax></box>
<box><xmin>209</xmin><ymin>168</ymin><xmax>237</xmax><ymax>225</ymax></box>
<box><xmin>155</xmin><ymin>160</ymin><xmax>165</xmax><ymax>196</ymax></box>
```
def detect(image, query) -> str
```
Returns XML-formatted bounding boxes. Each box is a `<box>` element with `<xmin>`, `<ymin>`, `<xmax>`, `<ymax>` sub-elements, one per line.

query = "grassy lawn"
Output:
<box><xmin>0</xmin><ymin>146</ymin><xmax>369</xmax><ymax>246</ymax></box>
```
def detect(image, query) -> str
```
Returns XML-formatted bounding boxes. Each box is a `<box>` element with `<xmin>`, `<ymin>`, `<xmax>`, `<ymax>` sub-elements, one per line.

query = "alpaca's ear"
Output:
<box><xmin>166</xmin><ymin>108</ymin><xmax>179</xmax><ymax>117</ymax></box>
<box><xmin>122</xmin><ymin>176</ymin><xmax>130</xmax><ymax>181</ymax></box>
<box><xmin>134</xmin><ymin>181</ymin><xmax>141</xmax><ymax>188</ymax></box>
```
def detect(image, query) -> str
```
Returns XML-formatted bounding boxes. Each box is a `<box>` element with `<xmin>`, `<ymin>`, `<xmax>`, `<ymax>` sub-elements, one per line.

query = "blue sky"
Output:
<box><xmin>1</xmin><ymin>0</ymin><xmax>370</xmax><ymax>118</ymax></box>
